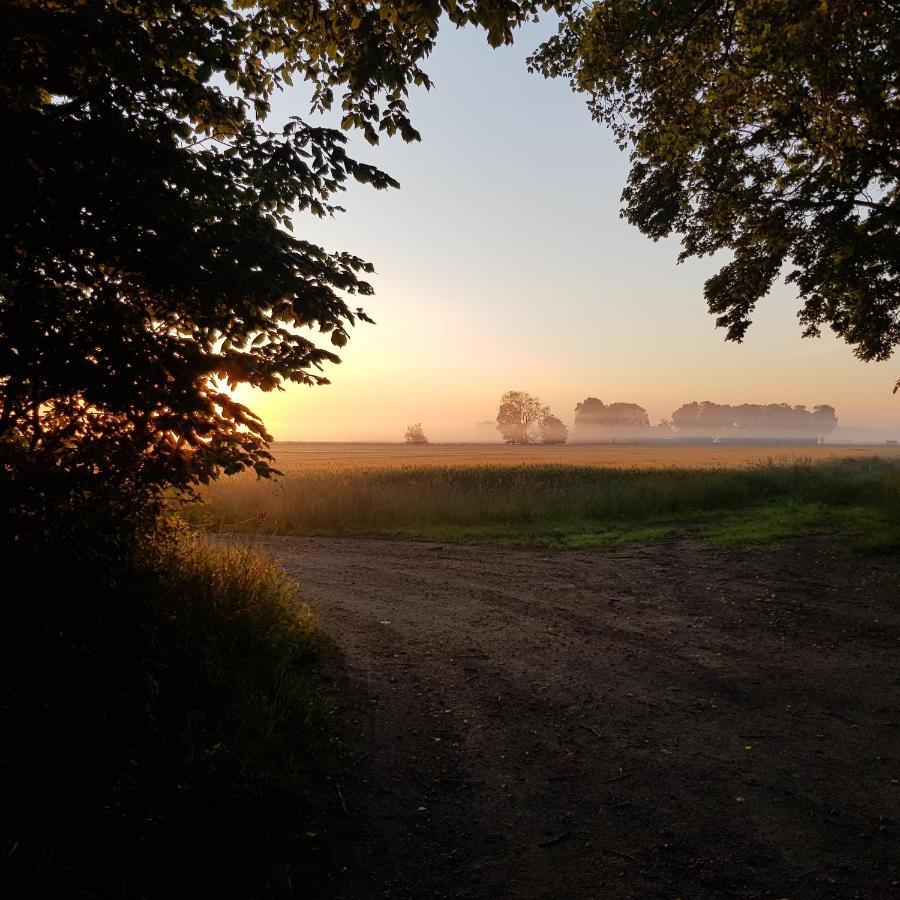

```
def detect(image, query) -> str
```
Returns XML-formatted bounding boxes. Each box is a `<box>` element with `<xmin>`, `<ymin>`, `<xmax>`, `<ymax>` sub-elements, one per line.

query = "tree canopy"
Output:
<box><xmin>404</xmin><ymin>423</ymin><xmax>429</xmax><ymax>445</ymax></box>
<box><xmin>531</xmin><ymin>2</ymin><xmax>899</xmax><ymax>372</ymax></box>
<box><xmin>497</xmin><ymin>390</ymin><xmax>547</xmax><ymax>444</ymax></box>
<box><xmin>540</xmin><ymin>414</ymin><xmax>569</xmax><ymax>444</ymax></box>
<box><xmin>1</xmin><ymin>0</ymin><xmax>572</xmax><ymax>540</ymax></box>
<box><xmin>573</xmin><ymin>397</ymin><xmax>650</xmax><ymax>438</ymax></box>
<box><xmin>671</xmin><ymin>401</ymin><xmax>838</xmax><ymax>438</ymax></box>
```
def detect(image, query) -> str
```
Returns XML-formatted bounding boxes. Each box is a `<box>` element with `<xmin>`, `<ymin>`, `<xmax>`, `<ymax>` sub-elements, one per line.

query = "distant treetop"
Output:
<box><xmin>404</xmin><ymin>423</ymin><xmax>429</xmax><ymax>445</ymax></box>
<box><xmin>540</xmin><ymin>414</ymin><xmax>569</xmax><ymax>445</ymax></box>
<box><xmin>496</xmin><ymin>391</ymin><xmax>548</xmax><ymax>445</ymax></box>
<box><xmin>496</xmin><ymin>391</ymin><xmax>568</xmax><ymax>445</ymax></box>
<box><xmin>671</xmin><ymin>402</ymin><xmax>838</xmax><ymax>438</ymax></box>
<box><xmin>573</xmin><ymin>398</ymin><xmax>650</xmax><ymax>439</ymax></box>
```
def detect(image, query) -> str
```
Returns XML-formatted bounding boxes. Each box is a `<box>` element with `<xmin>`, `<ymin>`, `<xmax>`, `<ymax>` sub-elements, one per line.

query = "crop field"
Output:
<box><xmin>187</xmin><ymin>443</ymin><xmax>900</xmax><ymax>550</ymax></box>
<box><xmin>257</xmin><ymin>440</ymin><xmax>900</xmax><ymax>471</ymax></box>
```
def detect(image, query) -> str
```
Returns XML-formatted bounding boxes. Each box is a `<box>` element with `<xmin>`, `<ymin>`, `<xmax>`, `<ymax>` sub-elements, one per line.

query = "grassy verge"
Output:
<box><xmin>383</xmin><ymin>503</ymin><xmax>900</xmax><ymax>550</ymax></box>
<box><xmin>184</xmin><ymin>458</ymin><xmax>900</xmax><ymax>550</ymax></box>
<box><xmin>0</xmin><ymin>527</ymin><xmax>335</xmax><ymax>899</ymax></box>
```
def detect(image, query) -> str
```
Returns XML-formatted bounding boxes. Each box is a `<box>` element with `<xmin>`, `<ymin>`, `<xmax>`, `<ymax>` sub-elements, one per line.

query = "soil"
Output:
<box><xmin>238</xmin><ymin>536</ymin><xmax>900</xmax><ymax>899</ymax></box>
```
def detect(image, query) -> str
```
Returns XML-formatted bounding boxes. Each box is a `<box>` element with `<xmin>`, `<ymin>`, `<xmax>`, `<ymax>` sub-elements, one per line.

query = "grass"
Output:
<box><xmin>185</xmin><ymin>456</ymin><xmax>900</xmax><ymax>551</ymax></box>
<box><xmin>0</xmin><ymin>526</ymin><xmax>335</xmax><ymax>899</ymax></box>
<box><xmin>346</xmin><ymin>503</ymin><xmax>898</xmax><ymax>550</ymax></box>
<box><xmin>704</xmin><ymin>502</ymin><xmax>900</xmax><ymax>551</ymax></box>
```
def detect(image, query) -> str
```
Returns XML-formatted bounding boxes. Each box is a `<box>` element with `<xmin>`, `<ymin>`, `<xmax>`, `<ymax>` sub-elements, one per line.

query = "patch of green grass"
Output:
<box><xmin>382</xmin><ymin>519</ymin><xmax>682</xmax><ymax>549</ymax></box>
<box><xmin>377</xmin><ymin>505</ymin><xmax>900</xmax><ymax>551</ymax></box>
<box><xmin>704</xmin><ymin>503</ymin><xmax>848</xmax><ymax>544</ymax></box>
<box><xmin>186</xmin><ymin>457</ymin><xmax>900</xmax><ymax>551</ymax></box>
<box><xmin>705</xmin><ymin>503</ymin><xmax>900</xmax><ymax>551</ymax></box>
<box><xmin>1</xmin><ymin>527</ymin><xmax>333</xmax><ymax>899</ymax></box>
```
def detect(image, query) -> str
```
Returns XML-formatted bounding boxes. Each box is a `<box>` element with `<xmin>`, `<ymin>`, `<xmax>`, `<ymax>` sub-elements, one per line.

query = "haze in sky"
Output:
<box><xmin>235</xmin><ymin>21</ymin><xmax>899</xmax><ymax>442</ymax></box>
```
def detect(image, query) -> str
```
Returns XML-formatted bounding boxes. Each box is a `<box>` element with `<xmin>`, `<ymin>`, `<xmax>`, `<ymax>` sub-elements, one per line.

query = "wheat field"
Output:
<box><xmin>261</xmin><ymin>441</ymin><xmax>900</xmax><ymax>472</ymax></box>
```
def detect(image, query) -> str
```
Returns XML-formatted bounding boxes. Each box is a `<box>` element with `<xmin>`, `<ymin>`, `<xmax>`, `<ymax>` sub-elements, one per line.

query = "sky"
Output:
<box><xmin>235</xmin><ymin>21</ymin><xmax>899</xmax><ymax>442</ymax></box>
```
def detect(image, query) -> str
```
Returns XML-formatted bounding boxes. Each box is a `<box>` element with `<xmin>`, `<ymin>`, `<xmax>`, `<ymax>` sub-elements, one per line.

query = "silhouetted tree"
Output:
<box><xmin>671</xmin><ymin>402</ymin><xmax>839</xmax><ymax>440</ymax></box>
<box><xmin>671</xmin><ymin>402</ymin><xmax>736</xmax><ymax>438</ymax></box>
<box><xmin>540</xmin><ymin>414</ymin><xmax>569</xmax><ymax>445</ymax></box>
<box><xmin>531</xmin><ymin>5</ymin><xmax>900</xmax><ymax>383</ymax></box>
<box><xmin>811</xmin><ymin>405</ymin><xmax>839</xmax><ymax>441</ymax></box>
<box><xmin>1</xmin><ymin>0</ymin><xmax>570</xmax><ymax>544</ymax></box>
<box><xmin>496</xmin><ymin>391</ymin><xmax>548</xmax><ymax>444</ymax></box>
<box><xmin>572</xmin><ymin>397</ymin><xmax>650</xmax><ymax>441</ymax></box>
<box><xmin>405</xmin><ymin>423</ymin><xmax>429</xmax><ymax>445</ymax></box>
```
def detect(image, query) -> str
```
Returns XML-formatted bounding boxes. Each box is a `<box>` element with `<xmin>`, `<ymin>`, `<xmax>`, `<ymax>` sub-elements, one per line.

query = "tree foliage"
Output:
<box><xmin>671</xmin><ymin>401</ymin><xmax>838</xmax><ymax>438</ymax></box>
<box><xmin>540</xmin><ymin>414</ymin><xmax>569</xmax><ymax>444</ymax></box>
<box><xmin>404</xmin><ymin>422</ymin><xmax>429</xmax><ymax>445</ymax></box>
<box><xmin>572</xmin><ymin>397</ymin><xmax>650</xmax><ymax>439</ymax></box>
<box><xmin>531</xmin><ymin>2</ymin><xmax>900</xmax><ymax>370</ymax></box>
<box><xmin>496</xmin><ymin>390</ymin><xmax>548</xmax><ymax>444</ymax></box>
<box><xmin>0</xmin><ymin>0</ymin><xmax>572</xmax><ymax>542</ymax></box>
<box><xmin>496</xmin><ymin>392</ymin><xmax>567</xmax><ymax>444</ymax></box>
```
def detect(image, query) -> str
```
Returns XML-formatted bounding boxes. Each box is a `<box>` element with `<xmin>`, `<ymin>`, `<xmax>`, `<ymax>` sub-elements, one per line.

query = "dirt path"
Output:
<box><xmin>236</xmin><ymin>536</ymin><xmax>899</xmax><ymax>899</ymax></box>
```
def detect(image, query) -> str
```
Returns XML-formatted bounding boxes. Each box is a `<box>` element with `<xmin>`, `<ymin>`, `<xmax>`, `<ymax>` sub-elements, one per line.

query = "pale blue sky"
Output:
<box><xmin>242</xmin><ymin>21</ymin><xmax>899</xmax><ymax>440</ymax></box>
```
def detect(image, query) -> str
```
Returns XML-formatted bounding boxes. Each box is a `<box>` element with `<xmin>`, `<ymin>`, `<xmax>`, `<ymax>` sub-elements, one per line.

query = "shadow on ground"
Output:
<box><xmin>225</xmin><ymin>535</ymin><xmax>900</xmax><ymax>900</ymax></box>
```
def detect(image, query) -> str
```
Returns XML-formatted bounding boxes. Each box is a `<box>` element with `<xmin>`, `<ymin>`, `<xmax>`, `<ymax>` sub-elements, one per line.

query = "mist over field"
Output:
<box><xmin>261</xmin><ymin>442</ymin><xmax>900</xmax><ymax>472</ymax></box>
<box><xmin>265</xmin><ymin>413</ymin><xmax>900</xmax><ymax>446</ymax></box>
<box><xmin>245</xmin><ymin>376</ymin><xmax>900</xmax><ymax>446</ymax></box>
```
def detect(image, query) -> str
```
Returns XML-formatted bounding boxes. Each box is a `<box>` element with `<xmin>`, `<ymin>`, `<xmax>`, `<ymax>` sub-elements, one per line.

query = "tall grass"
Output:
<box><xmin>0</xmin><ymin>527</ymin><xmax>332</xmax><ymax>899</ymax></box>
<box><xmin>185</xmin><ymin>458</ymin><xmax>900</xmax><ymax>542</ymax></box>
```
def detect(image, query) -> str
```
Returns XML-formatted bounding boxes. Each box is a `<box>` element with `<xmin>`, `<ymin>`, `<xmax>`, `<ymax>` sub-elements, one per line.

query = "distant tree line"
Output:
<box><xmin>485</xmin><ymin>393</ymin><xmax>839</xmax><ymax>445</ymax></box>
<box><xmin>670</xmin><ymin>402</ymin><xmax>838</xmax><ymax>440</ymax></box>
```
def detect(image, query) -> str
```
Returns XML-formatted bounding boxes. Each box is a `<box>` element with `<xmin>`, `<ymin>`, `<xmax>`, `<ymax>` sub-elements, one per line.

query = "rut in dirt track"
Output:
<box><xmin>239</xmin><ymin>535</ymin><xmax>900</xmax><ymax>900</ymax></box>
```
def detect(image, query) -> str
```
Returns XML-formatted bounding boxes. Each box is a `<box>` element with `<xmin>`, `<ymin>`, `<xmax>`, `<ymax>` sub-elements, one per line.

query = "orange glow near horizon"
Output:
<box><xmin>232</xmin><ymin>281</ymin><xmax>900</xmax><ymax>444</ymax></box>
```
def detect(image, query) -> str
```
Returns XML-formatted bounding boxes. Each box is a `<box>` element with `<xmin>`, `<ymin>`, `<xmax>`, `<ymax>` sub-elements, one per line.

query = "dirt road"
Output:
<box><xmin>239</xmin><ymin>536</ymin><xmax>899</xmax><ymax>899</ymax></box>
